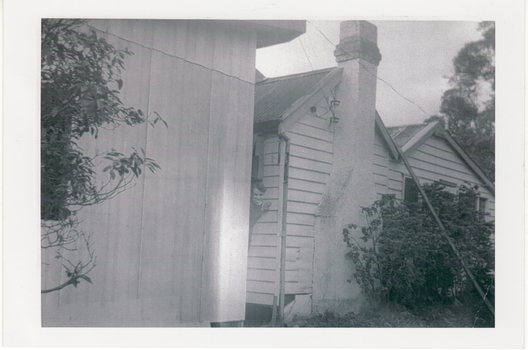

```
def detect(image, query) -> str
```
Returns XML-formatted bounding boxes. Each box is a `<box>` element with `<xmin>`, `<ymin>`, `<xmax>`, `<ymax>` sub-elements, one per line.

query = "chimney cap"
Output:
<box><xmin>339</xmin><ymin>20</ymin><xmax>377</xmax><ymax>44</ymax></box>
<box><xmin>335</xmin><ymin>20</ymin><xmax>381</xmax><ymax>66</ymax></box>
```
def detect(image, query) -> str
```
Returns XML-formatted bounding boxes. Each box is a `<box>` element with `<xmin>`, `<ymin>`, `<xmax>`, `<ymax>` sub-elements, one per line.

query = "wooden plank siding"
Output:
<box><xmin>387</xmin><ymin>170</ymin><xmax>405</xmax><ymax>199</ymax></box>
<box><xmin>42</xmin><ymin>19</ymin><xmax>259</xmax><ymax>326</ymax></box>
<box><xmin>247</xmin><ymin>136</ymin><xmax>281</xmax><ymax>305</ymax></box>
<box><xmin>283</xmin><ymin>115</ymin><xmax>333</xmax><ymax>295</ymax></box>
<box><xmin>246</xmin><ymin>116</ymin><xmax>495</xmax><ymax>305</ymax></box>
<box><xmin>372</xmin><ymin>128</ymin><xmax>494</xmax><ymax>220</ymax></box>
<box><xmin>247</xmin><ymin>113</ymin><xmax>335</xmax><ymax>302</ymax></box>
<box><xmin>373</xmin><ymin>131</ymin><xmax>390</xmax><ymax>196</ymax></box>
<box><xmin>284</xmin><ymin>235</ymin><xmax>315</xmax><ymax>294</ymax></box>
<box><xmin>386</xmin><ymin>135</ymin><xmax>494</xmax><ymax>219</ymax></box>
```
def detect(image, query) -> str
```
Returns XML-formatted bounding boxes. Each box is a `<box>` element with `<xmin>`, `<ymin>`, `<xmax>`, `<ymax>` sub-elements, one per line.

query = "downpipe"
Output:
<box><xmin>276</xmin><ymin>134</ymin><xmax>290</xmax><ymax>325</ymax></box>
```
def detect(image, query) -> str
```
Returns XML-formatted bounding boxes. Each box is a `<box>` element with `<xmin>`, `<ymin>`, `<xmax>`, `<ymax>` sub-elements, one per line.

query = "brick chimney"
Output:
<box><xmin>332</xmin><ymin>20</ymin><xmax>381</xmax><ymax>173</ymax></box>
<box><xmin>318</xmin><ymin>20</ymin><xmax>381</xmax><ymax>217</ymax></box>
<box><xmin>312</xmin><ymin>21</ymin><xmax>381</xmax><ymax>314</ymax></box>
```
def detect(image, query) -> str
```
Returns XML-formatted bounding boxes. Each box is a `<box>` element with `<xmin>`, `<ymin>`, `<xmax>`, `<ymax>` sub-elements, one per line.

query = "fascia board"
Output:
<box><xmin>375</xmin><ymin>112</ymin><xmax>399</xmax><ymax>160</ymax></box>
<box><xmin>279</xmin><ymin>67</ymin><xmax>343</xmax><ymax>134</ymax></box>
<box><xmin>435</xmin><ymin>131</ymin><xmax>495</xmax><ymax>195</ymax></box>
<box><xmin>401</xmin><ymin>121</ymin><xmax>441</xmax><ymax>155</ymax></box>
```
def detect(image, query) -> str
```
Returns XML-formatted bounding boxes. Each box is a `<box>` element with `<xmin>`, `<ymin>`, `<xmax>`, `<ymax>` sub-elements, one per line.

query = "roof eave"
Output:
<box><xmin>244</xmin><ymin>20</ymin><xmax>307</xmax><ymax>48</ymax></box>
<box><xmin>254</xmin><ymin>119</ymin><xmax>280</xmax><ymax>134</ymax></box>
<box><xmin>400</xmin><ymin>121</ymin><xmax>442</xmax><ymax>155</ymax></box>
<box><xmin>279</xmin><ymin>67</ymin><xmax>344</xmax><ymax>133</ymax></box>
<box><xmin>375</xmin><ymin>112</ymin><xmax>400</xmax><ymax>160</ymax></box>
<box><xmin>434</xmin><ymin>130</ymin><xmax>495</xmax><ymax>195</ymax></box>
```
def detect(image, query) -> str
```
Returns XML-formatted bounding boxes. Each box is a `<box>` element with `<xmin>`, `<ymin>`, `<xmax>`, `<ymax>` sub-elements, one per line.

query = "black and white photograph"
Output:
<box><xmin>3</xmin><ymin>0</ymin><xmax>525</xmax><ymax>348</ymax></box>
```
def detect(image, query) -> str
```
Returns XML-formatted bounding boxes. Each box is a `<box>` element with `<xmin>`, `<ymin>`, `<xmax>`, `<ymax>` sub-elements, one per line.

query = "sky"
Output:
<box><xmin>256</xmin><ymin>20</ymin><xmax>484</xmax><ymax>127</ymax></box>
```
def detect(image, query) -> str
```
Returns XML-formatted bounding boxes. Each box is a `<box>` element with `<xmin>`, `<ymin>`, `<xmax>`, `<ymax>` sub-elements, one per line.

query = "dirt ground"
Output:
<box><xmin>243</xmin><ymin>302</ymin><xmax>493</xmax><ymax>328</ymax></box>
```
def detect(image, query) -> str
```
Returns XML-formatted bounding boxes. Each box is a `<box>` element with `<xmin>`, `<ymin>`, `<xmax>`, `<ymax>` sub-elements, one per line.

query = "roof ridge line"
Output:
<box><xmin>386</xmin><ymin>122</ymin><xmax>429</xmax><ymax>129</ymax></box>
<box><xmin>256</xmin><ymin>66</ymin><xmax>338</xmax><ymax>85</ymax></box>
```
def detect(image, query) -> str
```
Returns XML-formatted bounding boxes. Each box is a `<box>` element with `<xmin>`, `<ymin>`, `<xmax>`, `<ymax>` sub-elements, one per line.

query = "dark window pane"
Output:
<box><xmin>404</xmin><ymin>177</ymin><xmax>419</xmax><ymax>202</ymax></box>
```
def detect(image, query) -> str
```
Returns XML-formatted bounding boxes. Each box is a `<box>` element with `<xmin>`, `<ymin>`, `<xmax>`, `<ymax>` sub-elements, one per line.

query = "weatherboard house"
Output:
<box><xmin>41</xmin><ymin>19</ymin><xmax>494</xmax><ymax>327</ymax></box>
<box><xmin>247</xmin><ymin>20</ymin><xmax>495</xmax><ymax>318</ymax></box>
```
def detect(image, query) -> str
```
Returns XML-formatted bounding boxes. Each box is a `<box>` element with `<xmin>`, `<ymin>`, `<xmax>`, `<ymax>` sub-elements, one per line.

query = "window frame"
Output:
<box><xmin>403</xmin><ymin>176</ymin><xmax>419</xmax><ymax>203</ymax></box>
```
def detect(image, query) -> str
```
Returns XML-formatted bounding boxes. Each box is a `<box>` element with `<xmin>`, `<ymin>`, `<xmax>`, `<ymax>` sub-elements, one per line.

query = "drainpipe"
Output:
<box><xmin>276</xmin><ymin>133</ymin><xmax>290</xmax><ymax>325</ymax></box>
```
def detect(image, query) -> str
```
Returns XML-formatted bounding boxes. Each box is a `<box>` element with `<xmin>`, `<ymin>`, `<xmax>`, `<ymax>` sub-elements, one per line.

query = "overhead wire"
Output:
<box><xmin>297</xmin><ymin>34</ymin><xmax>338</xmax><ymax>122</ymax></box>
<box><xmin>85</xmin><ymin>23</ymin><xmax>254</xmax><ymax>86</ymax></box>
<box><xmin>298</xmin><ymin>34</ymin><xmax>316</xmax><ymax>72</ymax></box>
<box><xmin>307</xmin><ymin>20</ymin><xmax>434</xmax><ymax>119</ymax></box>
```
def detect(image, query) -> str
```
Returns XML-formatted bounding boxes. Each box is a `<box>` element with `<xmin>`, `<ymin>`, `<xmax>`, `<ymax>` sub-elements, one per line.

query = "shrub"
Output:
<box><xmin>343</xmin><ymin>182</ymin><xmax>494</xmax><ymax>309</ymax></box>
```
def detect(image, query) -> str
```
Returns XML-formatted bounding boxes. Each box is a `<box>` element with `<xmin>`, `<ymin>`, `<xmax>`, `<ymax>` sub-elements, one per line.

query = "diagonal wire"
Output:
<box><xmin>297</xmin><ymin>36</ymin><xmax>334</xmax><ymax>119</ymax></box>
<box><xmin>298</xmin><ymin>36</ymin><xmax>316</xmax><ymax>72</ymax></box>
<box><xmin>357</xmin><ymin>60</ymin><xmax>433</xmax><ymax>117</ymax></box>
<box><xmin>308</xmin><ymin>20</ymin><xmax>433</xmax><ymax>118</ymax></box>
<box><xmin>85</xmin><ymin>23</ymin><xmax>254</xmax><ymax>86</ymax></box>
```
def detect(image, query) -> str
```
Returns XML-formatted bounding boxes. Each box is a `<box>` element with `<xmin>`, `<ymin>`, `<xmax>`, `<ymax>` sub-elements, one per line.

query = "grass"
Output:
<box><xmin>287</xmin><ymin>301</ymin><xmax>494</xmax><ymax>328</ymax></box>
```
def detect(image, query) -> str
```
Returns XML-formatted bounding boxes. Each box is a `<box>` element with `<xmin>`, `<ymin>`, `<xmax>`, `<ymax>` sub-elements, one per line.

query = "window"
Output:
<box><xmin>458</xmin><ymin>189</ymin><xmax>488</xmax><ymax>221</ymax></box>
<box><xmin>477</xmin><ymin>197</ymin><xmax>487</xmax><ymax>221</ymax></box>
<box><xmin>251</xmin><ymin>154</ymin><xmax>260</xmax><ymax>178</ymax></box>
<box><xmin>251</xmin><ymin>136</ymin><xmax>265</xmax><ymax>179</ymax></box>
<box><xmin>404</xmin><ymin>177</ymin><xmax>419</xmax><ymax>203</ymax></box>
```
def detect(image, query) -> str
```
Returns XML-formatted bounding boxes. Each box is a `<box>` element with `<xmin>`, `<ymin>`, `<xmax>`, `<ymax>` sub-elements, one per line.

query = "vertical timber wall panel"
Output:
<box><xmin>200</xmin><ymin>23</ymin><xmax>256</xmax><ymax>322</ymax></box>
<box><xmin>96</xmin><ymin>20</ymin><xmax>152</xmax><ymax>305</ymax></box>
<box><xmin>201</xmin><ymin>69</ymin><xmax>255</xmax><ymax>322</ymax></box>
<box><xmin>42</xmin><ymin>21</ymin><xmax>154</xmax><ymax>316</ymax></box>
<box><xmin>42</xmin><ymin>20</ymin><xmax>258</xmax><ymax>326</ymax></box>
<box><xmin>138</xmin><ymin>50</ymin><xmax>213</xmax><ymax>322</ymax></box>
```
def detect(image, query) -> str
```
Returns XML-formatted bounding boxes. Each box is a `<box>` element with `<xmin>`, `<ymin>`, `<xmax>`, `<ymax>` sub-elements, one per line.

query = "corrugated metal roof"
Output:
<box><xmin>387</xmin><ymin>123</ymin><xmax>429</xmax><ymax>147</ymax></box>
<box><xmin>254</xmin><ymin>67</ymin><xmax>337</xmax><ymax>124</ymax></box>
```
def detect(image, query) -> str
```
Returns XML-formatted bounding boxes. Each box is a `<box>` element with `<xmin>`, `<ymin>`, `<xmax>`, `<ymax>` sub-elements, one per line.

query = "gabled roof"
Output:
<box><xmin>387</xmin><ymin>121</ymin><xmax>443</xmax><ymax>155</ymax></box>
<box><xmin>375</xmin><ymin>112</ymin><xmax>400</xmax><ymax>160</ymax></box>
<box><xmin>252</xmin><ymin>68</ymin><xmax>494</xmax><ymax>195</ymax></box>
<box><xmin>388</xmin><ymin>123</ymin><xmax>430</xmax><ymax>147</ymax></box>
<box><xmin>254</xmin><ymin>67</ymin><xmax>341</xmax><ymax>124</ymax></box>
<box><xmin>387</xmin><ymin>121</ymin><xmax>495</xmax><ymax>195</ymax></box>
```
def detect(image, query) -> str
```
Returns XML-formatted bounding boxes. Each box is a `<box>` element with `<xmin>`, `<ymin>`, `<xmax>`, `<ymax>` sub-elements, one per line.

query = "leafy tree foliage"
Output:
<box><xmin>41</xmin><ymin>19</ymin><xmax>165</xmax><ymax>292</ymax></box>
<box><xmin>439</xmin><ymin>22</ymin><xmax>495</xmax><ymax>182</ymax></box>
<box><xmin>343</xmin><ymin>182</ymin><xmax>494</xmax><ymax>321</ymax></box>
<box><xmin>41</xmin><ymin>19</ymin><xmax>165</xmax><ymax>220</ymax></box>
